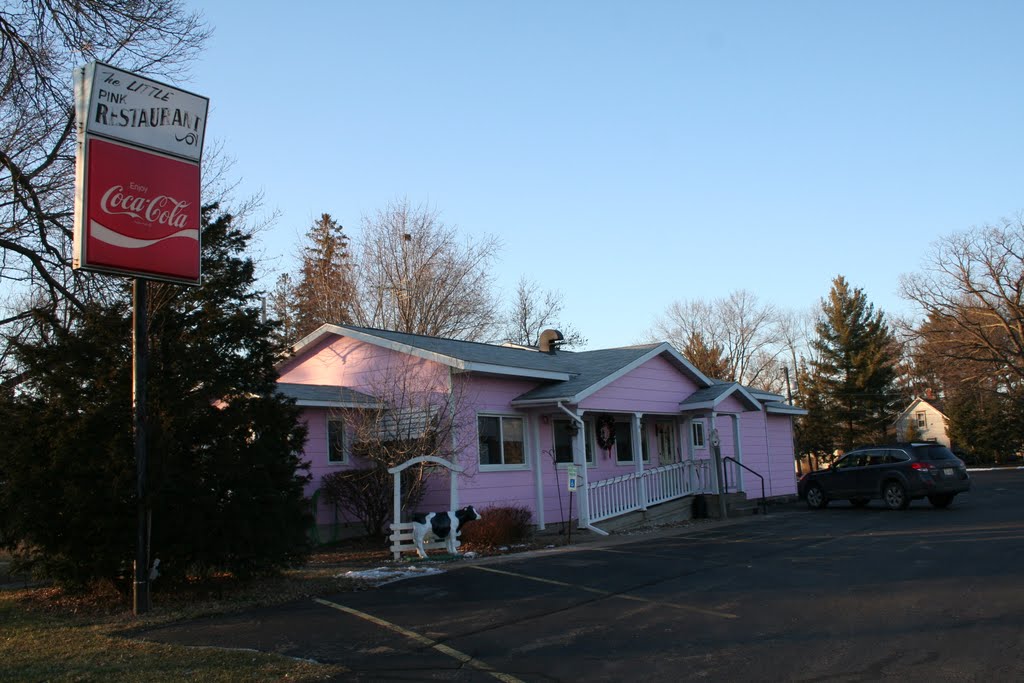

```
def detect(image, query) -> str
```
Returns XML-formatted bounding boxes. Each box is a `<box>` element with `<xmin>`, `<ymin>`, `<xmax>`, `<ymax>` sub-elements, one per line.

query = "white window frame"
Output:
<box><xmin>477</xmin><ymin>413</ymin><xmax>529</xmax><ymax>471</ymax></box>
<box><xmin>655</xmin><ymin>420</ymin><xmax>677</xmax><ymax>464</ymax></box>
<box><xmin>613</xmin><ymin>419</ymin><xmax>650</xmax><ymax>466</ymax></box>
<box><xmin>691</xmin><ymin>420</ymin><xmax>707</xmax><ymax>450</ymax></box>
<box><xmin>915</xmin><ymin>411</ymin><xmax>927</xmax><ymax>428</ymax></box>
<box><xmin>327</xmin><ymin>417</ymin><xmax>347</xmax><ymax>464</ymax></box>
<box><xmin>551</xmin><ymin>418</ymin><xmax>596</xmax><ymax>467</ymax></box>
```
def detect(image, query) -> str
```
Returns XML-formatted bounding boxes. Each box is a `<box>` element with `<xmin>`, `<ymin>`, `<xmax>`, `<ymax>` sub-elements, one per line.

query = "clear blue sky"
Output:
<box><xmin>184</xmin><ymin>1</ymin><xmax>1023</xmax><ymax>349</ymax></box>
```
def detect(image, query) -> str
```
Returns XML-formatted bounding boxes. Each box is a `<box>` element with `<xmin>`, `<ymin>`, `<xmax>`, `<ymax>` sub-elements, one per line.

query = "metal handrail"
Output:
<box><xmin>722</xmin><ymin>456</ymin><xmax>767</xmax><ymax>515</ymax></box>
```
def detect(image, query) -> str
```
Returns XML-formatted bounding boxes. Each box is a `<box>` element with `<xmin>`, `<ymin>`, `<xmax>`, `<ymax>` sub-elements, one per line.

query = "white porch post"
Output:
<box><xmin>709</xmin><ymin>411</ymin><xmax>720</xmax><ymax>493</ymax></box>
<box><xmin>573</xmin><ymin>410</ymin><xmax>590</xmax><ymax>528</ymax></box>
<box><xmin>532</xmin><ymin>413</ymin><xmax>545</xmax><ymax>530</ymax></box>
<box><xmin>731</xmin><ymin>413</ymin><xmax>744</xmax><ymax>494</ymax></box>
<box><xmin>632</xmin><ymin>412</ymin><xmax>647</xmax><ymax>511</ymax></box>
<box><xmin>682</xmin><ymin>417</ymin><xmax>695</xmax><ymax>491</ymax></box>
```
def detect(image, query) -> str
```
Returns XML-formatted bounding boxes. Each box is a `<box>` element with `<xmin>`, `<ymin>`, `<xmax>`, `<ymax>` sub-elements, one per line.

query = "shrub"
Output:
<box><xmin>459</xmin><ymin>505</ymin><xmax>532</xmax><ymax>547</ymax></box>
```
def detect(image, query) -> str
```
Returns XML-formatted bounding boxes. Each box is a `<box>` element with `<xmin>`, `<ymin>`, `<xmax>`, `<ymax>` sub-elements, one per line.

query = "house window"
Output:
<box><xmin>552</xmin><ymin>419</ymin><xmax>594</xmax><ymax>465</ymax></box>
<box><xmin>691</xmin><ymin>420</ymin><xmax>706</xmax><ymax>449</ymax></box>
<box><xmin>327</xmin><ymin>418</ymin><xmax>346</xmax><ymax>463</ymax></box>
<box><xmin>612</xmin><ymin>420</ymin><xmax>648</xmax><ymax>463</ymax></box>
<box><xmin>615</xmin><ymin>422</ymin><xmax>634</xmax><ymax>463</ymax></box>
<box><xmin>915</xmin><ymin>411</ymin><xmax>927</xmax><ymax>428</ymax></box>
<box><xmin>656</xmin><ymin>421</ymin><xmax>677</xmax><ymax>464</ymax></box>
<box><xmin>478</xmin><ymin>415</ymin><xmax>526</xmax><ymax>468</ymax></box>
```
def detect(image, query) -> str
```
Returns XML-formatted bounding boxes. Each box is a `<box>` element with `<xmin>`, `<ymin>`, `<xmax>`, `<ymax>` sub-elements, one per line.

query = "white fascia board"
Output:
<box><xmin>461</xmin><ymin>362</ymin><xmax>572</xmax><ymax>381</ymax></box>
<box><xmin>766</xmin><ymin>404</ymin><xmax>809</xmax><ymax>416</ymax></box>
<box><xmin>679</xmin><ymin>401</ymin><xmax>716</xmax><ymax>411</ymax></box>
<box><xmin>510</xmin><ymin>396</ymin><xmax>576</xmax><ymax>407</ymax></box>
<box><xmin>751</xmin><ymin>389</ymin><xmax>785</xmax><ymax>401</ymax></box>
<box><xmin>295</xmin><ymin>400</ymin><xmax>383</xmax><ymax>409</ymax></box>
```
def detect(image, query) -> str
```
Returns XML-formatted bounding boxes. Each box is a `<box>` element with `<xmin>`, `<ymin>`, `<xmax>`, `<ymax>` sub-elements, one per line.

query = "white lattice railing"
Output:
<box><xmin>587</xmin><ymin>459</ymin><xmax>713</xmax><ymax>523</ymax></box>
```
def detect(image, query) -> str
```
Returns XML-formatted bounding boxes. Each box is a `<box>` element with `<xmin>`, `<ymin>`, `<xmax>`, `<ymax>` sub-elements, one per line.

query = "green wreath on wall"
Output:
<box><xmin>596</xmin><ymin>415</ymin><xmax>616</xmax><ymax>450</ymax></box>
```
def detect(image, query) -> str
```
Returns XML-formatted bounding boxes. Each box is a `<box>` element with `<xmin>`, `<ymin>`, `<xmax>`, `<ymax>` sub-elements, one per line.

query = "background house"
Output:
<box><xmin>892</xmin><ymin>397</ymin><xmax>951</xmax><ymax>447</ymax></box>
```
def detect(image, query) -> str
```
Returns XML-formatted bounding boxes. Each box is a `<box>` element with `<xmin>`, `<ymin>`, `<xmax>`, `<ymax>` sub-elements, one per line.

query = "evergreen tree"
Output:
<box><xmin>804</xmin><ymin>276</ymin><xmax>900</xmax><ymax>452</ymax></box>
<box><xmin>294</xmin><ymin>214</ymin><xmax>355</xmax><ymax>339</ymax></box>
<box><xmin>682</xmin><ymin>330</ymin><xmax>732</xmax><ymax>381</ymax></box>
<box><xmin>0</xmin><ymin>207</ymin><xmax>311</xmax><ymax>587</ymax></box>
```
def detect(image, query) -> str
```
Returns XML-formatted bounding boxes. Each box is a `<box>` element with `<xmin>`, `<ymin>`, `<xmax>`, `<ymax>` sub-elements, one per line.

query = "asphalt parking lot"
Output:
<box><xmin>140</xmin><ymin>469</ymin><xmax>1024</xmax><ymax>681</ymax></box>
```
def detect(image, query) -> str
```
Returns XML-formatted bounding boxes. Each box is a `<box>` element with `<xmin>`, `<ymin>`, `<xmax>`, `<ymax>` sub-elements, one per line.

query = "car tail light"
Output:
<box><xmin>911</xmin><ymin>462</ymin><xmax>932</xmax><ymax>471</ymax></box>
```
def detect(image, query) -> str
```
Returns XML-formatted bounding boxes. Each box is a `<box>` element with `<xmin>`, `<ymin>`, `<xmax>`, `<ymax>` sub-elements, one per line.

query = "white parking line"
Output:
<box><xmin>469</xmin><ymin>565</ymin><xmax>737</xmax><ymax>619</ymax></box>
<box><xmin>314</xmin><ymin>597</ymin><xmax>525</xmax><ymax>683</ymax></box>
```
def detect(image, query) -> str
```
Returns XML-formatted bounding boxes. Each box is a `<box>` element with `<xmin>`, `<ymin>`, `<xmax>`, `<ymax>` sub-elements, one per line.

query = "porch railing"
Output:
<box><xmin>587</xmin><ymin>459</ymin><xmax>712</xmax><ymax>523</ymax></box>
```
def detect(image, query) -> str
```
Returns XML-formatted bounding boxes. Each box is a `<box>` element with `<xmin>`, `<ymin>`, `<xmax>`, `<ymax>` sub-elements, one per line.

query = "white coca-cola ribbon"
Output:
<box><xmin>89</xmin><ymin>220</ymin><xmax>198</xmax><ymax>248</ymax></box>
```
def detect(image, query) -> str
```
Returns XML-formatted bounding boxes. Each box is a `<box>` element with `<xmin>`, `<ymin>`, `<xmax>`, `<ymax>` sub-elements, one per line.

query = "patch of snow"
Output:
<box><xmin>338</xmin><ymin>566</ymin><xmax>444</xmax><ymax>586</ymax></box>
<box><xmin>462</xmin><ymin>551</ymin><xmax>478</xmax><ymax>558</ymax></box>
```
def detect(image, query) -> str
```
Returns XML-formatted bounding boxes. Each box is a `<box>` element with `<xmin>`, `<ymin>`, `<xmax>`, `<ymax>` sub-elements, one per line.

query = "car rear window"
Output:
<box><xmin>914</xmin><ymin>445</ymin><xmax>958</xmax><ymax>461</ymax></box>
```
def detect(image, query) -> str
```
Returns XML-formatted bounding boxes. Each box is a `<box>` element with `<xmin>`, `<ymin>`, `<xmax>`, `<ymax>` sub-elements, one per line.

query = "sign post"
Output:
<box><xmin>73</xmin><ymin>61</ymin><xmax>207</xmax><ymax>615</ymax></box>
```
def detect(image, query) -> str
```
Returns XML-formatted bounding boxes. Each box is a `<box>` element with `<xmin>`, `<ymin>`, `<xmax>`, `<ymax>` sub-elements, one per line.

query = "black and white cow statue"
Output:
<box><xmin>410</xmin><ymin>505</ymin><xmax>481</xmax><ymax>559</ymax></box>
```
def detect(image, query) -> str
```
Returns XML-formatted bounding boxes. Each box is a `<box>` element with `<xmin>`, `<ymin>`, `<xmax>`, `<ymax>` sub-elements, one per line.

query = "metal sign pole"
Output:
<box><xmin>133</xmin><ymin>278</ymin><xmax>150</xmax><ymax>615</ymax></box>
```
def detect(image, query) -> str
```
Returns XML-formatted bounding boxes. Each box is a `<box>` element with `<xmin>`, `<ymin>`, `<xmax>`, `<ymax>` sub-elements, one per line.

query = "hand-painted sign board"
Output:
<box><xmin>72</xmin><ymin>62</ymin><xmax>207</xmax><ymax>285</ymax></box>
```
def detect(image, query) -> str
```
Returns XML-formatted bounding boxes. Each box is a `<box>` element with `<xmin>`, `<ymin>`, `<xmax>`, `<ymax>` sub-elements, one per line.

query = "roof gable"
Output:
<box><xmin>892</xmin><ymin>397</ymin><xmax>948</xmax><ymax>425</ymax></box>
<box><xmin>678</xmin><ymin>382</ymin><xmax>763</xmax><ymax>412</ymax></box>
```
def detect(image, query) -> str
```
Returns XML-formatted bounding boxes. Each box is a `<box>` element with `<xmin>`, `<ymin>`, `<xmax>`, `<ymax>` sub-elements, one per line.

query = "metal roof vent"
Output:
<box><xmin>538</xmin><ymin>329</ymin><xmax>565</xmax><ymax>354</ymax></box>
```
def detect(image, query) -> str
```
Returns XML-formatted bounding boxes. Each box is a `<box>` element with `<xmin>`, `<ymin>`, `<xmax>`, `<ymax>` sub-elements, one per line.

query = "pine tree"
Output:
<box><xmin>294</xmin><ymin>214</ymin><xmax>356</xmax><ymax>337</ymax></box>
<box><xmin>0</xmin><ymin>207</ymin><xmax>312</xmax><ymax>587</ymax></box>
<box><xmin>806</xmin><ymin>276</ymin><xmax>900</xmax><ymax>452</ymax></box>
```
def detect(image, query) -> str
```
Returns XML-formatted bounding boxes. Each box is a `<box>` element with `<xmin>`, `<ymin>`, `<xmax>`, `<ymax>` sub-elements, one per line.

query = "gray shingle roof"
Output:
<box><xmin>277</xmin><ymin>383</ymin><xmax>378</xmax><ymax>407</ymax></box>
<box><xmin>293</xmin><ymin>325</ymin><xmax>713</xmax><ymax>406</ymax></box>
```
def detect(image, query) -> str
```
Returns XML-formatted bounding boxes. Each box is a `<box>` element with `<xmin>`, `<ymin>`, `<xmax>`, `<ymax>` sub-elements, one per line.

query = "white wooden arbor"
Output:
<box><xmin>387</xmin><ymin>456</ymin><xmax>464</xmax><ymax>560</ymax></box>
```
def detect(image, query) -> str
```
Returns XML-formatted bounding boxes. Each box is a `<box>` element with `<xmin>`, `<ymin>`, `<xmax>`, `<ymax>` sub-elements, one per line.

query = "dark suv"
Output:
<box><xmin>798</xmin><ymin>443</ymin><xmax>971</xmax><ymax>510</ymax></box>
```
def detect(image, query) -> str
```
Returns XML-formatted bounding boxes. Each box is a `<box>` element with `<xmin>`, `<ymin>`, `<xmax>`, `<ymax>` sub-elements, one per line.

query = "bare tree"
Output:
<box><xmin>648</xmin><ymin>289</ymin><xmax>785</xmax><ymax>388</ymax></box>
<box><xmin>0</xmin><ymin>0</ymin><xmax>209</xmax><ymax>326</ymax></box>
<box><xmin>319</xmin><ymin>360</ymin><xmax>470</xmax><ymax>536</ymax></box>
<box><xmin>352</xmin><ymin>198</ymin><xmax>500</xmax><ymax>341</ymax></box>
<box><xmin>899</xmin><ymin>215</ymin><xmax>1024</xmax><ymax>385</ymax></box>
<box><xmin>499</xmin><ymin>276</ymin><xmax>587</xmax><ymax>348</ymax></box>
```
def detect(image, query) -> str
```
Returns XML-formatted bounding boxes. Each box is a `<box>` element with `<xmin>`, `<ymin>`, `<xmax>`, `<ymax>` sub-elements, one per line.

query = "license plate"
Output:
<box><xmin>943</xmin><ymin>468</ymin><xmax>954</xmax><ymax>476</ymax></box>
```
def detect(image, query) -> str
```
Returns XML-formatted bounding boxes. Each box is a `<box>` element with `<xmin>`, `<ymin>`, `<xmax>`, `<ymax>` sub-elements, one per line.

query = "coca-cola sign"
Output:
<box><xmin>77</xmin><ymin>138</ymin><xmax>201</xmax><ymax>284</ymax></box>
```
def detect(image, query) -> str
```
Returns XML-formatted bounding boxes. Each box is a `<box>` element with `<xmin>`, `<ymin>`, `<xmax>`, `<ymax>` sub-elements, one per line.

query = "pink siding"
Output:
<box><xmin>279</xmin><ymin>336</ymin><xmax>449</xmax><ymax>395</ymax></box>
<box><xmin>580</xmin><ymin>354</ymin><xmax>701</xmax><ymax>413</ymax></box>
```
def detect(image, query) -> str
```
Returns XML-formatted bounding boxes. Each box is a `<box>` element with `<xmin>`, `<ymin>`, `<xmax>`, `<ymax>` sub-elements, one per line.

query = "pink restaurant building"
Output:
<box><xmin>276</xmin><ymin>325</ymin><xmax>805</xmax><ymax>538</ymax></box>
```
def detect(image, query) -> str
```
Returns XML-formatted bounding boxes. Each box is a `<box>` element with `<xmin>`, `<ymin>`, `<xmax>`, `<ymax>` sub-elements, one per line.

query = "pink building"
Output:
<box><xmin>277</xmin><ymin>324</ymin><xmax>805</xmax><ymax>537</ymax></box>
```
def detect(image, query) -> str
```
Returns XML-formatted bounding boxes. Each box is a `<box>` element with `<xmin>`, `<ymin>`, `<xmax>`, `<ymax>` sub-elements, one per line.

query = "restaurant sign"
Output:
<box><xmin>73</xmin><ymin>62</ymin><xmax>208</xmax><ymax>285</ymax></box>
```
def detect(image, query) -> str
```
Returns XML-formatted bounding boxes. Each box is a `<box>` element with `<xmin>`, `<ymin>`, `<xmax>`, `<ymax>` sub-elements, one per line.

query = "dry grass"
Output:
<box><xmin>0</xmin><ymin>532</ymin><xmax>572</xmax><ymax>681</ymax></box>
<box><xmin>0</xmin><ymin>541</ymin><xmax>400</xmax><ymax>682</ymax></box>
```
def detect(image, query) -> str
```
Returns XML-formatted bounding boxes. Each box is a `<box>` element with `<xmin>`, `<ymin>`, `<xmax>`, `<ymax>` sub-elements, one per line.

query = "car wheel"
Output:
<box><xmin>928</xmin><ymin>493</ymin><xmax>955</xmax><ymax>508</ymax></box>
<box><xmin>850</xmin><ymin>498</ymin><xmax>869</xmax><ymax>508</ymax></box>
<box><xmin>882</xmin><ymin>481</ymin><xmax>909</xmax><ymax>510</ymax></box>
<box><xmin>805</xmin><ymin>483</ymin><xmax>828</xmax><ymax>509</ymax></box>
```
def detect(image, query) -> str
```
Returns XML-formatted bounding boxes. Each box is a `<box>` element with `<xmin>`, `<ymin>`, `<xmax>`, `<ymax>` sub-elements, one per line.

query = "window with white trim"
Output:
<box><xmin>478</xmin><ymin>415</ymin><xmax>526</xmax><ymax>468</ymax></box>
<box><xmin>552</xmin><ymin>418</ymin><xmax>595</xmax><ymax>465</ymax></box>
<box><xmin>915</xmin><ymin>411</ymin><xmax>927</xmax><ymax>428</ymax></box>
<box><xmin>691</xmin><ymin>420</ymin><xmax>706</xmax><ymax>449</ymax></box>
<box><xmin>327</xmin><ymin>418</ymin><xmax>346</xmax><ymax>463</ymax></box>
<box><xmin>656</xmin><ymin>421</ymin><xmax>677</xmax><ymax>464</ymax></box>
<box><xmin>614</xmin><ymin>419</ymin><xmax>650</xmax><ymax>464</ymax></box>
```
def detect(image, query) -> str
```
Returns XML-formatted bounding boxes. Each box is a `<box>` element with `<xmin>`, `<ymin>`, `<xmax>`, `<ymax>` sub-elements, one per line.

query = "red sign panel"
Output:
<box><xmin>82</xmin><ymin>138</ymin><xmax>201</xmax><ymax>284</ymax></box>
